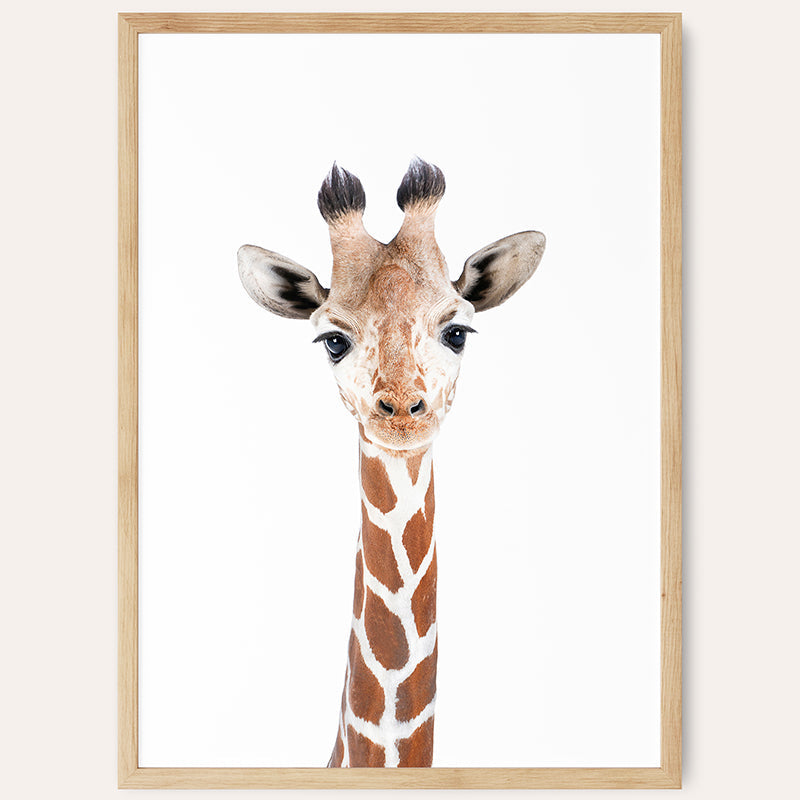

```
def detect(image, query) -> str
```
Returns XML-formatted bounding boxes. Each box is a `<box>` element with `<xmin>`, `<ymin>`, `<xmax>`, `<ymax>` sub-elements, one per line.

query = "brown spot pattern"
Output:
<box><xmin>364</xmin><ymin>588</ymin><xmax>409</xmax><ymax>670</ymax></box>
<box><xmin>424</xmin><ymin>469</ymin><xmax>435</xmax><ymax>519</ymax></box>
<box><xmin>347</xmin><ymin>726</ymin><xmax>385</xmax><ymax>767</ymax></box>
<box><xmin>361</xmin><ymin>504</ymin><xmax>403</xmax><ymax>592</ymax></box>
<box><xmin>353</xmin><ymin>550</ymin><xmax>364</xmax><ymax>619</ymax></box>
<box><xmin>403</xmin><ymin>512</ymin><xmax>431</xmax><ymax>574</ymax></box>
<box><xmin>397</xmin><ymin>716</ymin><xmax>435</xmax><ymax>767</ymax></box>
<box><xmin>411</xmin><ymin>548</ymin><xmax>437</xmax><ymax>638</ymax></box>
<box><xmin>405</xmin><ymin>451</ymin><xmax>424</xmax><ymax>484</ymax></box>
<box><xmin>403</xmin><ymin>472</ymin><xmax>435</xmax><ymax>572</ymax></box>
<box><xmin>348</xmin><ymin>633</ymin><xmax>384</xmax><ymax>725</ymax></box>
<box><xmin>361</xmin><ymin>453</ymin><xmax>397</xmax><ymax>513</ymax></box>
<box><xmin>396</xmin><ymin>641</ymin><xmax>438</xmax><ymax>722</ymax></box>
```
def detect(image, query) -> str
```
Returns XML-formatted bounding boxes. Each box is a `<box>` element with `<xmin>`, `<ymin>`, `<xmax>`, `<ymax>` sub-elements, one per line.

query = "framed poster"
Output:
<box><xmin>119</xmin><ymin>12</ymin><xmax>681</xmax><ymax>789</ymax></box>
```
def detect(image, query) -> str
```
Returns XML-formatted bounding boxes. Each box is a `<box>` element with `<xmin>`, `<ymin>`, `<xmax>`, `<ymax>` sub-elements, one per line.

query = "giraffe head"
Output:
<box><xmin>239</xmin><ymin>159</ymin><xmax>545</xmax><ymax>451</ymax></box>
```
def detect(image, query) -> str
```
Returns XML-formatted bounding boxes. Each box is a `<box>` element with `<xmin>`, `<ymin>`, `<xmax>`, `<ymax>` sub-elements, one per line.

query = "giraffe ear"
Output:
<box><xmin>238</xmin><ymin>245</ymin><xmax>329</xmax><ymax>320</ymax></box>
<box><xmin>454</xmin><ymin>231</ymin><xmax>545</xmax><ymax>312</ymax></box>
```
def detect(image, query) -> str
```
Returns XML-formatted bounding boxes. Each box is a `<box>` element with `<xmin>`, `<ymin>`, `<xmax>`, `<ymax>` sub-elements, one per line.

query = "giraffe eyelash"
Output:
<box><xmin>312</xmin><ymin>330</ymin><xmax>352</xmax><ymax>344</ymax></box>
<box><xmin>441</xmin><ymin>323</ymin><xmax>477</xmax><ymax>336</ymax></box>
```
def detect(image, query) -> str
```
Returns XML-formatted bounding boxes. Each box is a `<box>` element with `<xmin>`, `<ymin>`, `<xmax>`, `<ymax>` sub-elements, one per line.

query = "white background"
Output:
<box><xmin>1</xmin><ymin>0</ymin><xmax>799</xmax><ymax>796</ymax></box>
<box><xmin>137</xmin><ymin>33</ymin><xmax>660</xmax><ymax>767</ymax></box>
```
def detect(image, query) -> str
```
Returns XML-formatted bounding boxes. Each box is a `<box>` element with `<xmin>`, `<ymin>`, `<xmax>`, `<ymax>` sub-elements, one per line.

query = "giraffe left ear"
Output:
<box><xmin>454</xmin><ymin>231</ymin><xmax>545</xmax><ymax>312</ymax></box>
<box><xmin>238</xmin><ymin>245</ymin><xmax>329</xmax><ymax>320</ymax></box>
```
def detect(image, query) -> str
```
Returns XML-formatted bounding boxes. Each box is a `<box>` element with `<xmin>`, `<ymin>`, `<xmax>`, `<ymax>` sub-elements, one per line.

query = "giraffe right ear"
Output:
<box><xmin>238</xmin><ymin>245</ymin><xmax>329</xmax><ymax>320</ymax></box>
<box><xmin>455</xmin><ymin>231</ymin><xmax>545</xmax><ymax>312</ymax></box>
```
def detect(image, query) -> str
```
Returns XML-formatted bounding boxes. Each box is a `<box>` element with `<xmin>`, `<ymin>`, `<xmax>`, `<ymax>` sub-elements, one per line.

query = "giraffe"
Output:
<box><xmin>238</xmin><ymin>159</ymin><xmax>545</xmax><ymax>767</ymax></box>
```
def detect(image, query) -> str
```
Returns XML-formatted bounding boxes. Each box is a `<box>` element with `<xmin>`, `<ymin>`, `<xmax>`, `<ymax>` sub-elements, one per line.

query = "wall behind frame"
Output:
<box><xmin>0</xmin><ymin>0</ymin><xmax>798</xmax><ymax>798</ymax></box>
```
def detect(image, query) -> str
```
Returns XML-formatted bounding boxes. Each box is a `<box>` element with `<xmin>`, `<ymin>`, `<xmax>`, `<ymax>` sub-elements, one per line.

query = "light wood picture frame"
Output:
<box><xmin>119</xmin><ymin>12</ymin><xmax>681</xmax><ymax>789</ymax></box>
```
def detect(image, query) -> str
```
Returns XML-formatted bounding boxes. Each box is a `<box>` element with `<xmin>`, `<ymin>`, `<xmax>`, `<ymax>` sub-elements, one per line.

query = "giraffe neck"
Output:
<box><xmin>329</xmin><ymin>435</ymin><xmax>438</xmax><ymax>768</ymax></box>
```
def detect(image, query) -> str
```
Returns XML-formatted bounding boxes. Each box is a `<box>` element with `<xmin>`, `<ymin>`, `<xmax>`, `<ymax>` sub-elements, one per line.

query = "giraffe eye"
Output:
<box><xmin>441</xmin><ymin>324</ymin><xmax>475</xmax><ymax>354</ymax></box>
<box><xmin>314</xmin><ymin>332</ymin><xmax>352</xmax><ymax>363</ymax></box>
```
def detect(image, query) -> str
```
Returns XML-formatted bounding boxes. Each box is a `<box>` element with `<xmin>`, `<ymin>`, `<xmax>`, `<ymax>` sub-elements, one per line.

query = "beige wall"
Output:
<box><xmin>1</xmin><ymin>1</ymin><xmax>798</xmax><ymax>798</ymax></box>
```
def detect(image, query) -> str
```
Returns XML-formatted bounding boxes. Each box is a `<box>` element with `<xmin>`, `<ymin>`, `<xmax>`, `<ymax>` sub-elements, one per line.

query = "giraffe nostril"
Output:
<box><xmin>409</xmin><ymin>399</ymin><xmax>426</xmax><ymax>417</ymax></box>
<box><xmin>377</xmin><ymin>399</ymin><xmax>396</xmax><ymax>417</ymax></box>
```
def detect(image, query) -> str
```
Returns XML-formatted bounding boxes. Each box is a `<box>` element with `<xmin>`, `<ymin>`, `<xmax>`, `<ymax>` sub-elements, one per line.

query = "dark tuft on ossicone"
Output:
<box><xmin>396</xmin><ymin>157</ymin><xmax>446</xmax><ymax>212</ymax></box>
<box><xmin>317</xmin><ymin>163</ymin><xmax>367</xmax><ymax>224</ymax></box>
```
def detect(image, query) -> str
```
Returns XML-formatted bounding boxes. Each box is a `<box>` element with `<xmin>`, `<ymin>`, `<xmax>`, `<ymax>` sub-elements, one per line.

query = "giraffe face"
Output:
<box><xmin>311</xmin><ymin>263</ymin><xmax>475</xmax><ymax>451</ymax></box>
<box><xmin>238</xmin><ymin>159</ymin><xmax>545</xmax><ymax>451</ymax></box>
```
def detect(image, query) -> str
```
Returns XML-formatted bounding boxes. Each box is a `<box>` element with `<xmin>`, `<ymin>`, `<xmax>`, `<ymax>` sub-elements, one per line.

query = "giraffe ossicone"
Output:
<box><xmin>238</xmin><ymin>158</ymin><xmax>545</xmax><ymax>767</ymax></box>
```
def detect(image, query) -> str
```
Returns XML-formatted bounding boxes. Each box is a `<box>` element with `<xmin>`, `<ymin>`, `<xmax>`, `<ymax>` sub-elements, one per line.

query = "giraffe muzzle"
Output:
<box><xmin>367</xmin><ymin>396</ymin><xmax>438</xmax><ymax>451</ymax></box>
